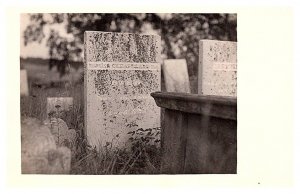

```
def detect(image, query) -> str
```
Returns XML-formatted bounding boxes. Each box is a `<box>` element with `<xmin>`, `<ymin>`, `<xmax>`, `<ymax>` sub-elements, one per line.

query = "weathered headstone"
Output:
<box><xmin>20</xmin><ymin>69</ymin><xmax>29</xmax><ymax>96</ymax></box>
<box><xmin>21</xmin><ymin>117</ymin><xmax>71</xmax><ymax>174</ymax></box>
<box><xmin>84</xmin><ymin>31</ymin><xmax>161</xmax><ymax>148</ymax></box>
<box><xmin>46</xmin><ymin>97</ymin><xmax>73</xmax><ymax>118</ymax></box>
<box><xmin>163</xmin><ymin>59</ymin><xmax>191</xmax><ymax>93</ymax></box>
<box><xmin>44</xmin><ymin>118</ymin><xmax>77</xmax><ymax>149</ymax></box>
<box><xmin>198</xmin><ymin>40</ymin><xmax>237</xmax><ymax>96</ymax></box>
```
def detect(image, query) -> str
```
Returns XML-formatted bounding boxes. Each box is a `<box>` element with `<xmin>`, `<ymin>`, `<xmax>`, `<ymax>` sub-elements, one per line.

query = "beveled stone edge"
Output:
<box><xmin>151</xmin><ymin>92</ymin><xmax>237</xmax><ymax>120</ymax></box>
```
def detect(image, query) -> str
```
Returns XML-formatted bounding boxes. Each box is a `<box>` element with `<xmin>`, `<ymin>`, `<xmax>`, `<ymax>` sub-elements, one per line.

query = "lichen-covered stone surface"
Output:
<box><xmin>20</xmin><ymin>69</ymin><xmax>29</xmax><ymax>96</ymax></box>
<box><xmin>84</xmin><ymin>31</ymin><xmax>161</xmax><ymax>148</ymax></box>
<box><xmin>198</xmin><ymin>40</ymin><xmax>237</xmax><ymax>96</ymax></box>
<box><xmin>163</xmin><ymin>59</ymin><xmax>191</xmax><ymax>93</ymax></box>
<box><xmin>44</xmin><ymin>118</ymin><xmax>77</xmax><ymax>149</ymax></box>
<box><xmin>85</xmin><ymin>32</ymin><xmax>160</xmax><ymax>63</ymax></box>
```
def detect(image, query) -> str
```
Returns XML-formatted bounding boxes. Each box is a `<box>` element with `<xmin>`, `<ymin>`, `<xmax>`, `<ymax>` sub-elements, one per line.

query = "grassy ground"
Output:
<box><xmin>21</xmin><ymin>60</ymin><xmax>162</xmax><ymax>174</ymax></box>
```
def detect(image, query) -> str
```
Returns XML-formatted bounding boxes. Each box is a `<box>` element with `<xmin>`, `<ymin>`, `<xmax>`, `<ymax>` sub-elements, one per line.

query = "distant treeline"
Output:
<box><xmin>20</xmin><ymin>57</ymin><xmax>83</xmax><ymax>70</ymax></box>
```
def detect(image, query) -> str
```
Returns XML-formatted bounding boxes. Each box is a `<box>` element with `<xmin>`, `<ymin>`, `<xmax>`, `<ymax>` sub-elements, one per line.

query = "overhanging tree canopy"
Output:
<box><xmin>23</xmin><ymin>13</ymin><xmax>237</xmax><ymax>77</ymax></box>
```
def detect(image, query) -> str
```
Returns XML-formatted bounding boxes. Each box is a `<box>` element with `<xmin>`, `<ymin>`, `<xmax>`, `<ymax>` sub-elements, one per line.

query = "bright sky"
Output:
<box><xmin>20</xmin><ymin>14</ymin><xmax>46</xmax><ymax>58</ymax></box>
<box><xmin>20</xmin><ymin>13</ymin><xmax>73</xmax><ymax>59</ymax></box>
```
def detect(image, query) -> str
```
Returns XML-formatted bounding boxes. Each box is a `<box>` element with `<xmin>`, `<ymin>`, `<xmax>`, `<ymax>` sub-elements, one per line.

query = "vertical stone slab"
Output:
<box><xmin>163</xmin><ymin>59</ymin><xmax>191</xmax><ymax>93</ymax></box>
<box><xmin>160</xmin><ymin>109</ymin><xmax>187</xmax><ymax>173</ymax></box>
<box><xmin>46</xmin><ymin>97</ymin><xmax>74</xmax><ymax>117</ymax></box>
<box><xmin>84</xmin><ymin>31</ymin><xmax>161</xmax><ymax>148</ymax></box>
<box><xmin>20</xmin><ymin>69</ymin><xmax>29</xmax><ymax>96</ymax></box>
<box><xmin>198</xmin><ymin>40</ymin><xmax>237</xmax><ymax>96</ymax></box>
<box><xmin>184</xmin><ymin>115</ymin><xmax>237</xmax><ymax>173</ymax></box>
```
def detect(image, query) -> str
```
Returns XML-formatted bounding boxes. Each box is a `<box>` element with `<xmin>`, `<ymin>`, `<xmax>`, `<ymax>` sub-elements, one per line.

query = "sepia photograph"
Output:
<box><xmin>0</xmin><ymin>0</ymin><xmax>296</xmax><ymax>191</ymax></box>
<box><xmin>19</xmin><ymin>13</ymin><xmax>238</xmax><ymax>175</ymax></box>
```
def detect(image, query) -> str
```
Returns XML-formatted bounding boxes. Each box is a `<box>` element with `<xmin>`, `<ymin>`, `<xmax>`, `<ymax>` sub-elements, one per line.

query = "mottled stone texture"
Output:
<box><xmin>44</xmin><ymin>118</ymin><xmax>77</xmax><ymax>149</ymax></box>
<box><xmin>46</xmin><ymin>97</ymin><xmax>73</xmax><ymax>117</ymax></box>
<box><xmin>84</xmin><ymin>31</ymin><xmax>161</xmax><ymax>148</ymax></box>
<box><xmin>21</xmin><ymin>118</ymin><xmax>71</xmax><ymax>174</ymax></box>
<box><xmin>198</xmin><ymin>40</ymin><xmax>237</xmax><ymax>96</ymax></box>
<box><xmin>85</xmin><ymin>32</ymin><xmax>160</xmax><ymax>63</ymax></box>
<box><xmin>20</xmin><ymin>69</ymin><xmax>29</xmax><ymax>96</ymax></box>
<box><xmin>151</xmin><ymin>92</ymin><xmax>237</xmax><ymax>174</ymax></box>
<box><xmin>163</xmin><ymin>59</ymin><xmax>191</xmax><ymax>93</ymax></box>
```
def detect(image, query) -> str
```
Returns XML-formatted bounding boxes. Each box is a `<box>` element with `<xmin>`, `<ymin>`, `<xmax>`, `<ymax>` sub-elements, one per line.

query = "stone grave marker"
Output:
<box><xmin>163</xmin><ymin>59</ymin><xmax>191</xmax><ymax>93</ymax></box>
<box><xmin>20</xmin><ymin>69</ymin><xmax>29</xmax><ymax>96</ymax></box>
<box><xmin>22</xmin><ymin>117</ymin><xmax>71</xmax><ymax>174</ymax></box>
<box><xmin>46</xmin><ymin>97</ymin><xmax>76</xmax><ymax>148</ymax></box>
<box><xmin>46</xmin><ymin>97</ymin><xmax>74</xmax><ymax>117</ymax></box>
<box><xmin>44</xmin><ymin>118</ymin><xmax>77</xmax><ymax>149</ymax></box>
<box><xmin>84</xmin><ymin>31</ymin><xmax>161</xmax><ymax>148</ymax></box>
<box><xmin>198</xmin><ymin>40</ymin><xmax>237</xmax><ymax>97</ymax></box>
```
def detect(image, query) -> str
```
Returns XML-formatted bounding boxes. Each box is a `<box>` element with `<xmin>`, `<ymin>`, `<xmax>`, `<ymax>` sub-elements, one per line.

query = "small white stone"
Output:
<box><xmin>163</xmin><ymin>59</ymin><xmax>191</xmax><ymax>93</ymax></box>
<box><xmin>20</xmin><ymin>69</ymin><xmax>29</xmax><ymax>96</ymax></box>
<box><xmin>46</xmin><ymin>97</ymin><xmax>73</xmax><ymax>117</ymax></box>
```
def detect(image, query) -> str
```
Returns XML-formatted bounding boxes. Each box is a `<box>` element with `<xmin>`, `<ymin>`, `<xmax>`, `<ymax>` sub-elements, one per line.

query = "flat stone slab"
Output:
<box><xmin>151</xmin><ymin>92</ymin><xmax>237</xmax><ymax>120</ymax></box>
<box><xmin>198</xmin><ymin>40</ymin><xmax>237</xmax><ymax>97</ymax></box>
<box><xmin>163</xmin><ymin>59</ymin><xmax>191</xmax><ymax>93</ymax></box>
<box><xmin>20</xmin><ymin>69</ymin><xmax>29</xmax><ymax>96</ymax></box>
<box><xmin>84</xmin><ymin>31</ymin><xmax>161</xmax><ymax>148</ymax></box>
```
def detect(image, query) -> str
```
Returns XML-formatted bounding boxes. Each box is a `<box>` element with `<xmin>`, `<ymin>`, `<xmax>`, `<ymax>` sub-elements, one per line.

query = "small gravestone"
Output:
<box><xmin>198</xmin><ymin>40</ymin><xmax>237</xmax><ymax>96</ymax></box>
<box><xmin>20</xmin><ymin>69</ymin><xmax>29</xmax><ymax>96</ymax></box>
<box><xmin>21</xmin><ymin>117</ymin><xmax>71</xmax><ymax>174</ymax></box>
<box><xmin>84</xmin><ymin>31</ymin><xmax>161</xmax><ymax>148</ymax></box>
<box><xmin>46</xmin><ymin>97</ymin><xmax>73</xmax><ymax>118</ymax></box>
<box><xmin>163</xmin><ymin>59</ymin><xmax>191</xmax><ymax>93</ymax></box>
<box><xmin>44</xmin><ymin>118</ymin><xmax>76</xmax><ymax>149</ymax></box>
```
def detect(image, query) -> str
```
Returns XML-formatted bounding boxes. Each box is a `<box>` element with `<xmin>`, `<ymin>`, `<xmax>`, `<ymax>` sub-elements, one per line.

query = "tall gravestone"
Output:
<box><xmin>84</xmin><ymin>31</ymin><xmax>161</xmax><ymax>148</ymax></box>
<box><xmin>198</xmin><ymin>40</ymin><xmax>237</xmax><ymax>97</ymax></box>
<box><xmin>163</xmin><ymin>59</ymin><xmax>191</xmax><ymax>93</ymax></box>
<box><xmin>20</xmin><ymin>69</ymin><xmax>29</xmax><ymax>96</ymax></box>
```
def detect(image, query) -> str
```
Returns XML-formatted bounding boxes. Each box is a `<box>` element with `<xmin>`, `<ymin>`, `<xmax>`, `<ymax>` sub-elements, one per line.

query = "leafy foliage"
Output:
<box><xmin>23</xmin><ymin>13</ymin><xmax>237</xmax><ymax>78</ymax></box>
